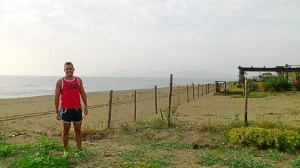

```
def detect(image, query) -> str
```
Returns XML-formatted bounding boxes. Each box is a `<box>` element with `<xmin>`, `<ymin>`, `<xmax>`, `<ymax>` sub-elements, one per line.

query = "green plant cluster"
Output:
<box><xmin>250</xmin><ymin>75</ymin><xmax>293</xmax><ymax>92</ymax></box>
<box><xmin>229</xmin><ymin>127</ymin><xmax>300</xmax><ymax>151</ymax></box>
<box><xmin>0</xmin><ymin>138</ymin><xmax>92</xmax><ymax>168</ymax></box>
<box><xmin>197</xmin><ymin>148</ymin><xmax>271</xmax><ymax>168</ymax></box>
<box><xmin>264</xmin><ymin>75</ymin><xmax>292</xmax><ymax>92</ymax></box>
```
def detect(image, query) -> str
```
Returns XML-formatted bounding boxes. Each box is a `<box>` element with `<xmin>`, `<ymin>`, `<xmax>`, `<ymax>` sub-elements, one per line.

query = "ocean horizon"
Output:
<box><xmin>0</xmin><ymin>75</ymin><xmax>235</xmax><ymax>99</ymax></box>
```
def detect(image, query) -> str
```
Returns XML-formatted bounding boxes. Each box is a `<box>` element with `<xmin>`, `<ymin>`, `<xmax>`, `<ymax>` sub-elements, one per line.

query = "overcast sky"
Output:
<box><xmin>0</xmin><ymin>0</ymin><xmax>299</xmax><ymax>79</ymax></box>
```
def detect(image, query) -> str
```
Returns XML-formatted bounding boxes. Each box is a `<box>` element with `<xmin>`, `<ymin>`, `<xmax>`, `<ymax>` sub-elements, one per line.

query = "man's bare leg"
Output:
<box><xmin>62</xmin><ymin>122</ymin><xmax>71</xmax><ymax>151</ymax></box>
<box><xmin>73</xmin><ymin>122</ymin><xmax>82</xmax><ymax>151</ymax></box>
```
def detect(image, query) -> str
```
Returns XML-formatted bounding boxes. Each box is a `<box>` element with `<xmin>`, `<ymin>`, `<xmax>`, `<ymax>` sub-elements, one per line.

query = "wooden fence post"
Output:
<box><xmin>168</xmin><ymin>74</ymin><xmax>173</xmax><ymax>128</ymax></box>
<box><xmin>107</xmin><ymin>90</ymin><xmax>113</xmax><ymax>129</ymax></box>
<box><xmin>177</xmin><ymin>86</ymin><xmax>180</xmax><ymax>105</ymax></box>
<box><xmin>202</xmin><ymin>84</ymin><xmax>204</xmax><ymax>96</ymax></box>
<box><xmin>197</xmin><ymin>84</ymin><xmax>200</xmax><ymax>98</ymax></box>
<box><xmin>155</xmin><ymin>86</ymin><xmax>158</xmax><ymax>114</ymax></box>
<box><xmin>244</xmin><ymin>79</ymin><xmax>248</xmax><ymax>127</ymax></box>
<box><xmin>186</xmin><ymin>85</ymin><xmax>189</xmax><ymax>102</ymax></box>
<box><xmin>134</xmin><ymin>90</ymin><xmax>137</xmax><ymax>122</ymax></box>
<box><xmin>192</xmin><ymin>83</ymin><xmax>195</xmax><ymax>99</ymax></box>
<box><xmin>208</xmin><ymin>84</ymin><xmax>210</xmax><ymax>93</ymax></box>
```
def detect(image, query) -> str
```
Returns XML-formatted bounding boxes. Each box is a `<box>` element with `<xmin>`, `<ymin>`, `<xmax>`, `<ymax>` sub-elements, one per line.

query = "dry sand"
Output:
<box><xmin>1</xmin><ymin>89</ymin><xmax>300</xmax><ymax>139</ymax></box>
<box><xmin>0</xmin><ymin>87</ymin><xmax>172</xmax><ymax>138</ymax></box>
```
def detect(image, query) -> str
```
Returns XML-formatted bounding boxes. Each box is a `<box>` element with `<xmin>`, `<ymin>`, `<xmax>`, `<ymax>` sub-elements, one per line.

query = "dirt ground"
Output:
<box><xmin>1</xmin><ymin>90</ymin><xmax>300</xmax><ymax>167</ymax></box>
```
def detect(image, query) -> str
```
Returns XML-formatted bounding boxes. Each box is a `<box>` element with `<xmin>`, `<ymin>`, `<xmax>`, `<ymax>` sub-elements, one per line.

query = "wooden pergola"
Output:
<box><xmin>238</xmin><ymin>65</ymin><xmax>300</xmax><ymax>83</ymax></box>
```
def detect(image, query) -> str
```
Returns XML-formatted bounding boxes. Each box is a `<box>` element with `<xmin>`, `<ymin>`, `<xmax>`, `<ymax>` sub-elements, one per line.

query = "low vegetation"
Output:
<box><xmin>2</xmin><ymin>102</ymin><xmax>300</xmax><ymax>167</ymax></box>
<box><xmin>229</xmin><ymin>127</ymin><xmax>300</xmax><ymax>152</ymax></box>
<box><xmin>250</xmin><ymin>75</ymin><xmax>294</xmax><ymax>92</ymax></box>
<box><xmin>0</xmin><ymin>138</ymin><xmax>93</xmax><ymax>168</ymax></box>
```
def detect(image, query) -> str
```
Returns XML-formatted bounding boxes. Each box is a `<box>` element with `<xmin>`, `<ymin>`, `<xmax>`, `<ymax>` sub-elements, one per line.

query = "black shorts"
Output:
<box><xmin>60</xmin><ymin>108</ymin><xmax>83</xmax><ymax>123</ymax></box>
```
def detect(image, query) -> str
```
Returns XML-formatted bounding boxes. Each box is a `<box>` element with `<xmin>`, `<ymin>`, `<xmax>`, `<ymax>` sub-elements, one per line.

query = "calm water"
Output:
<box><xmin>0</xmin><ymin>76</ymin><xmax>228</xmax><ymax>99</ymax></box>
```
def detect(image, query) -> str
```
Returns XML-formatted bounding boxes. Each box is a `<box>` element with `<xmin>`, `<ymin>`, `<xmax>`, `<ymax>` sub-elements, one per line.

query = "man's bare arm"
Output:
<box><xmin>54</xmin><ymin>79</ymin><xmax>62</xmax><ymax>112</ymax></box>
<box><xmin>79</xmin><ymin>78</ymin><xmax>88</xmax><ymax>115</ymax></box>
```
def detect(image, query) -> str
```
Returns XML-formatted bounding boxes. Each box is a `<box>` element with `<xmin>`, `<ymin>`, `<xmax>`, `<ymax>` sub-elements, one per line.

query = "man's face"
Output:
<box><xmin>64</xmin><ymin>64</ymin><xmax>74</xmax><ymax>77</ymax></box>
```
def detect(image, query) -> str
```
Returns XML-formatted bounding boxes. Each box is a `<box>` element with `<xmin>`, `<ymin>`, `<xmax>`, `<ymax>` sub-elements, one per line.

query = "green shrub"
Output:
<box><xmin>264</xmin><ymin>76</ymin><xmax>292</xmax><ymax>92</ymax></box>
<box><xmin>229</xmin><ymin>127</ymin><xmax>300</xmax><ymax>152</ymax></box>
<box><xmin>249</xmin><ymin>81</ymin><xmax>258</xmax><ymax>92</ymax></box>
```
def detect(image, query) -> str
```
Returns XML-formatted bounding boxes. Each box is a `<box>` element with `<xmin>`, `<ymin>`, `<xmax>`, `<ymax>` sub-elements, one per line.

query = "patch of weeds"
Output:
<box><xmin>119</xmin><ymin>147</ymin><xmax>169</xmax><ymax>167</ymax></box>
<box><xmin>216</xmin><ymin>146</ymin><xmax>236</xmax><ymax>154</ymax></box>
<box><xmin>119</xmin><ymin>147</ymin><xmax>147</xmax><ymax>161</ymax></box>
<box><xmin>1</xmin><ymin>137</ymin><xmax>93</xmax><ymax>168</ymax></box>
<box><xmin>175</xmin><ymin>120</ymin><xmax>197</xmax><ymax>128</ymax></box>
<box><xmin>264</xmin><ymin>150</ymin><xmax>284</xmax><ymax>161</ymax></box>
<box><xmin>119</xmin><ymin>123</ymin><xmax>132</xmax><ymax>134</ymax></box>
<box><xmin>10</xmin><ymin>154</ymin><xmax>70</xmax><ymax>168</ymax></box>
<box><xmin>197</xmin><ymin>153</ymin><xmax>221</xmax><ymax>166</ymax></box>
<box><xmin>148</xmin><ymin>118</ymin><xmax>166</xmax><ymax>129</ymax></box>
<box><xmin>248</xmin><ymin>92</ymin><xmax>267</xmax><ymax>98</ymax></box>
<box><xmin>200</xmin><ymin>120</ymin><xmax>243</xmax><ymax>133</ymax></box>
<box><xmin>148</xmin><ymin>141</ymin><xmax>192</xmax><ymax>151</ymax></box>
<box><xmin>222</xmin><ymin>150</ymin><xmax>271</xmax><ymax>168</ymax></box>
<box><xmin>248</xmin><ymin>120</ymin><xmax>298</xmax><ymax>131</ymax></box>
<box><xmin>197</xmin><ymin>148</ymin><xmax>271</xmax><ymax>168</ymax></box>
<box><xmin>230</xmin><ymin>92</ymin><xmax>267</xmax><ymax>98</ymax></box>
<box><xmin>37</xmin><ymin>137</ymin><xmax>62</xmax><ymax>153</ymax></box>
<box><xmin>200</xmin><ymin>121</ymin><xmax>226</xmax><ymax>133</ymax></box>
<box><xmin>0</xmin><ymin>141</ymin><xmax>19</xmax><ymax>160</ymax></box>
<box><xmin>141</xmin><ymin>130</ymin><xmax>153</xmax><ymax>140</ymax></box>
<box><xmin>134</xmin><ymin>119</ymin><xmax>165</xmax><ymax>130</ymax></box>
<box><xmin>290</xmin><ymin>156</ymin><xmax>300</xmax><ymax>168</ymax></box>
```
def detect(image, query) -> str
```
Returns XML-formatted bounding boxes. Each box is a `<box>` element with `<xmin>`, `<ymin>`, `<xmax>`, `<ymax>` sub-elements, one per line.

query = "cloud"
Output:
<box><xmin>0</xmin><ymin>0</ymin><xmax>299</xmax><ymax>77</ymax></box>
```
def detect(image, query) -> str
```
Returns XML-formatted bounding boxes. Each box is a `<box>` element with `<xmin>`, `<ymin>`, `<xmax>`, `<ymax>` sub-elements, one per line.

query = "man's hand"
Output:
<box><xmin>56</xmin><ymin>111</ymin><xmax>61</xmax><ymax>120</ymax></box>
<box><xmin>83</xmin><ymin>107</ymin><xmax>88</xmax><ymax>116</ymax></box>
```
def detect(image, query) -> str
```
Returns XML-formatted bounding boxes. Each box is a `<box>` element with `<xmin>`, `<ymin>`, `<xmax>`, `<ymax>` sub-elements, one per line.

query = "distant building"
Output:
<box><xmin>238</xmin><ymin>64</ymin><xmax>300</xmax><ymax>85</ymax></box>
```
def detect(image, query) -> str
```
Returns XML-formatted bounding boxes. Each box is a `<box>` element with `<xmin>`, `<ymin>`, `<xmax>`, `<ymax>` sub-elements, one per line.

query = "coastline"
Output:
<box><xmin>0</xmin><ymin>87</ymin><xmax>171</xmax><ymax>139</ymax></box>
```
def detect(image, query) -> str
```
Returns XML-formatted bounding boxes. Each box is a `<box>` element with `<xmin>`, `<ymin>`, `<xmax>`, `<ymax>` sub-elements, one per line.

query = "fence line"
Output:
<box><xmin>7</xmin><ymin>77</ymin><xmax>296</xmax><ymax>131</ymax></box>
<box><xmin>106</xmin><ymin>77</ymin><xmax>218</xmax><ymax>128</ymax></box>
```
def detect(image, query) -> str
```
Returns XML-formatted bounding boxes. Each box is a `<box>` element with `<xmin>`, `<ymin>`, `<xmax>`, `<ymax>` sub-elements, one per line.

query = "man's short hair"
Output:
<box><xmin>64</xmin><ymin>62</ymin><xmax>73</xmax><ymax>66</ymax></box>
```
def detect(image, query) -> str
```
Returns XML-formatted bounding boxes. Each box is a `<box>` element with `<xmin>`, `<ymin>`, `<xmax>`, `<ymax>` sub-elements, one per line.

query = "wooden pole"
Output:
<box><xmin>208</xmin><ymin>84</ymin><xmax>210</xmax><ymax>94</ymax></box>
<box><xmin>177</xmin><ymin>86</ymin><xmax>180</xmax><ymax>105</ymax></box>
<box><xmin>155</xmin><ymin>86</ymin><xmax>158</xmax><ymax>114</ymax></box>
<box><xmin>202</xmin><ymin>84</ymin><xmax>204</xmax><ymax>96</ymax></box>
<box><xmin>197</xmin><ymin>84</ymin><xmax>200</xmax><ymax>98</ymax></box>
<box><xmin>186</xmin><ymin>85</ymin><xmax>189</xmax><ymax>102</ymax></box>
<box><xmin>107</xmin><ymin>90</ymin><xmax>113</xmax><ymax>129</ymax></box>
<box><xmin>192</xmin><ymin>83</ymin><xmax>195</xmax><ymax>99</ymax></box>
<box><xmin>244</xmin><ymin>79</ymin><xmax>248</xmax><ymax>127</ymax></box>
<box><xmin>168</xmin><ymin>74</ymin><xmax>173</xmax><ymax>128</ymax></box>
<box><xmin>134</xmin><ymin>90</ymin><xmax>137</xmax><ymax>122</ymax></box>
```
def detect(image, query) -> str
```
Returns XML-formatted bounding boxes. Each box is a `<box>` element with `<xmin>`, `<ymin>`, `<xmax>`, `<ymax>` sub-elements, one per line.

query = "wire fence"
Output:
<box><xmin>89</xmin><ymin>77</ymin><xmax>300</xmax><ymax>129</ymax></box>
<box><xmin>1</xmin><ymin>77</ymin><xmax>300</xmax><ymax>132</ymax></box>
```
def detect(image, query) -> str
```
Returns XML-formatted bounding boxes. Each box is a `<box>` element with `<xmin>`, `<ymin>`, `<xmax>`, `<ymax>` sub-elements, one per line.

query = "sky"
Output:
<box><xmin>0</xmin><ymin>0</ymin><xmax>299</xmax><ymax>79</ymax></box>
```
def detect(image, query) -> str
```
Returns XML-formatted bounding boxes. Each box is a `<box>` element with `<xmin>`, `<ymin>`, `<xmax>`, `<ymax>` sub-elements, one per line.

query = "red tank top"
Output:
<box><xmin>60</xmin><ymin>76</ymin><xmax>81</xmax><ymax>109</ymax></box>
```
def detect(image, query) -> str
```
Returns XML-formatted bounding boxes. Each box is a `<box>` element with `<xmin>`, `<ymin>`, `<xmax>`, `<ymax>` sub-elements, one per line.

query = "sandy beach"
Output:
<box><xmin>2</xmin><ymin>86</ymin><xmax>300</xmax><ymax>141</ymax></box>
<box><xmin>0</xmin><ymin>87</ymin><xmax>174</xmax><ymax>140</ymax></box>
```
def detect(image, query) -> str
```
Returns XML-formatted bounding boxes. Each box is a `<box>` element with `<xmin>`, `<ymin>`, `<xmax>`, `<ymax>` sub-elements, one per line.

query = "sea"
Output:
<box><xmin>0</xmin><ymin>76</ymin><xmax>232</xmax><ymax>99</ymax></box>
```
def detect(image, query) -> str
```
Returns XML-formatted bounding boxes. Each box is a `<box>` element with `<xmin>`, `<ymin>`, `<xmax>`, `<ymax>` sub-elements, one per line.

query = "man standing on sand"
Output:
<box><xmin>54</xmin><ymin>62</ymin><xmax>88</xmax><ymax>158</ymax></box>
